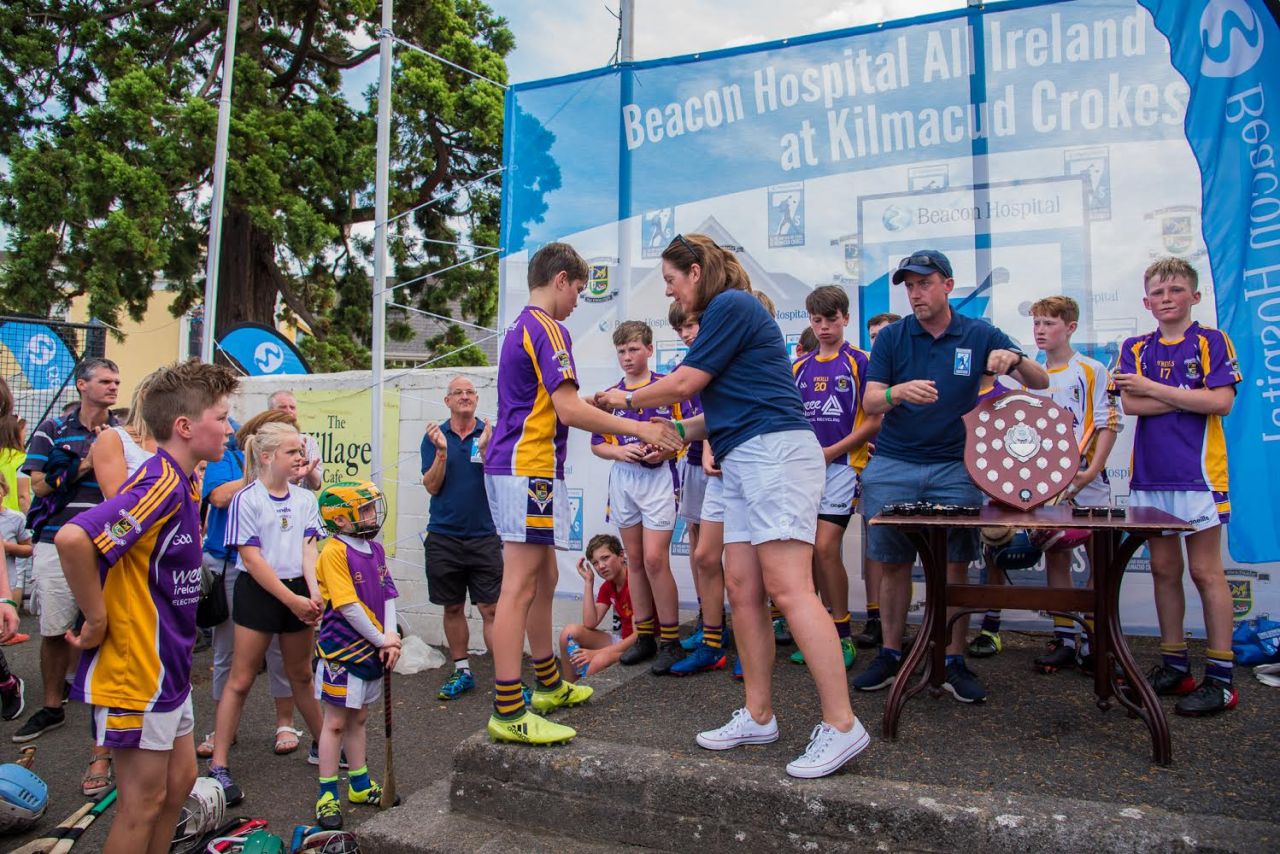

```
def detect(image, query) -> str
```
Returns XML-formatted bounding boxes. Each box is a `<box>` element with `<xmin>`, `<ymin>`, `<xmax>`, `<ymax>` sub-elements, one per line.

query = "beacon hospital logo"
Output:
<box><xmin>1199</xmin><ymin>0</ymin><xmax>1264</xmax><ymax>78</ymax></box>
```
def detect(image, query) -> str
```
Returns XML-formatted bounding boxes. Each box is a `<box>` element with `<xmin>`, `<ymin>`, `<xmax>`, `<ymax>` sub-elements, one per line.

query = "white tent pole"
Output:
<box><xmin>201</xmin><ymin>0</ymin><xmax>239</xmax><ymax>363</ymax></box>
<box><xmin>616</xmin><ymin>0</ymin><xmax>636</xmax><ymax>325</ymax></box>
<box><xmin>371</xmin><ymin>0</ymin><xmax>393</xmax><ymax>485</ymax></box>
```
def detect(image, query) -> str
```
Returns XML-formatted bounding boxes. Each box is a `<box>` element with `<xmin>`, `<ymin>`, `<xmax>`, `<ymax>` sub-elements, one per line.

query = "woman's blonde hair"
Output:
<box><xmin>236</xmin><ymin>409</ymin><xmax>295</xmax><ymax>449</ymax></box>
<box><xmin>123</xmin><ymin>372</ymin><xmax>158</xmax><ymax>444</ymax></box>
<box><xmin>660</xmin><ymin>233</ymin><xmax>753</xmax><ymax>314</ymax></box>
<box><xmin>242</xmin><ymin>421</ymin><xmax>300</xmax><ymax>481</ymax></box>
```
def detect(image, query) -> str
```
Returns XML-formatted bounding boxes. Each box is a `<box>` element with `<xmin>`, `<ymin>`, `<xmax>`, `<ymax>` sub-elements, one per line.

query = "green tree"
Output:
<box><xmin>0</xmin><ymin>0</ymin><xmax>519</xmax><ymax>371</ymax></box>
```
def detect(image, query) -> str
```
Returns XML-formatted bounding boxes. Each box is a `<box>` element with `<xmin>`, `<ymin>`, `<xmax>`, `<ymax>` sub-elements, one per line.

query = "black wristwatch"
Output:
<box><xmin>1010</xmin><ymin>351</ymin><xmax>1024</xmax><ymax>372</ymax></box>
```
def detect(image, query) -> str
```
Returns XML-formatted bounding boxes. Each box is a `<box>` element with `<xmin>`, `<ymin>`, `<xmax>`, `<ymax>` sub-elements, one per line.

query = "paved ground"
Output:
<box><xmin>3</xmin><ymin>613</ymin><xmax>1277</xmax><ymax>850</ymax></box>
<box><xmin>1</xmin><ymin>612</ymin><xmax>497</xmax><ymax>851</ymax></box>
<box><xmin>565</xmin><ymin>631</ymin><xmax>1280</xmax><ymax>822</ymax></box>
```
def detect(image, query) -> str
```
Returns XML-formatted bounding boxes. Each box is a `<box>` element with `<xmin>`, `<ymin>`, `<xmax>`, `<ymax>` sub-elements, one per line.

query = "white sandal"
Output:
<box><xmin>274</xmin><ymin>725</ymin><xmax>303</xmax><ymax>755</ymax></box>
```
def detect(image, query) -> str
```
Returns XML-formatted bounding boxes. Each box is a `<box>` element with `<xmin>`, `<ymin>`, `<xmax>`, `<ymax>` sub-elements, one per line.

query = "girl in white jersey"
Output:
<box><xmin>207</xmin><ymin>421</ymin><xmax>325</xmax><ymax>804</ymax></box>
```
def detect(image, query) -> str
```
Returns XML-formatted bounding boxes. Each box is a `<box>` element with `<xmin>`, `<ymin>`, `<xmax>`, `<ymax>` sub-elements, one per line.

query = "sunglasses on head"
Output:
<box><xmin>897</xmin><ymin>254</ymin><xmax>941</xmax><ymax>270</ymax></box>
<box><xmin>674</xmin><ymin>233</ymin><xmax>701</xmax><ymax>263</ymax></box>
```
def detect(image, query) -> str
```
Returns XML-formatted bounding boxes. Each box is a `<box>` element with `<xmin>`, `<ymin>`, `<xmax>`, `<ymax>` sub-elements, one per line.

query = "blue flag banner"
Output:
<box><xmin>217</xmin><ymin>323</ymin><xmax>311</xmax><ymax>377</ymax></box>
<box><xmin>0</xmin><ymin>320</ymin><xmax>78</xmax><ymax>391</ymax></box>
<box><xmin>1139</xmin><ymin>0</ymin><xmax>1280</xmax><ymax>563</ymax></box>
<box><xmin>499</xmin><ymin>0</ymin><xmax>1280</xmax><ymax>629</ymax></box>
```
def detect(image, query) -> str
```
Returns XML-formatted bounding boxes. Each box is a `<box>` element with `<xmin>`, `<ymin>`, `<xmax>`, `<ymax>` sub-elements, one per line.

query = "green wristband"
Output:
<box><xmin>0</xmin><ymin>599</ymin><xmax>16</xmax><ymax>610</ymax></box>
<box><xmin>674</xmin><ymin>421</ymin><xmax>686</xmax><ymax>439</ymax></box>
<box><xmin>885</xmin><ymin>387</ymin><xmax>894</xmax><ymax>407</ymax></box>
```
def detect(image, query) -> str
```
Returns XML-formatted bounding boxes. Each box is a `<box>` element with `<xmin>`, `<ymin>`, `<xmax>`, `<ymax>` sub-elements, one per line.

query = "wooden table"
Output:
<box><xmin>870</xmin><ymin>504</ymin><xmax>1191</xmax><ymax>765</ymax></box>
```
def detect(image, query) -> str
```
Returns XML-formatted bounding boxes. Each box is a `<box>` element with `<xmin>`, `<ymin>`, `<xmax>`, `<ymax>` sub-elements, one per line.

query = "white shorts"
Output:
<box><xmin>722</xmin><ymin>430</ymin><xmax>823</xmax><ymax>546</ymax></box>
<box><xmin>32</xmin><ymin>541</ymin><xmax>78</xmax><ymax>637</ymax></box>
<box><xmin>678</xmin><ymin>459</ymin><xmax>708</xmax><ymax>523</ymax></box>
<box><xmin>485</xmin><ymin>474</ymin><xmax>570</xmax><ymax>551</ymax></box>
<box><xmin>315</xmin><ymin>659</ymin><xmax>382</xmax><ymax>709</ymax></box>
<box><xmin>607</xmin><ymin>462</ymin><xmax>677</xmax><ymax>531</ymax></box>
<box><xmin>1069</xmin><ymin>475</ymin><xmax>1111</xmax><ymax>508</ymax></box>
<box><xmin>94</xmin><ymin>694</ymin><xmax>195</xmax><ymax>752</ymax></box>
<box><xmin>1129</xmin><ymin>489</ymin><xmax>1227</xmax><ymax>534</ymax></box>
<box><xmin>820</xmin><ymin>464</ymin><xmax>860</xmax><ymax>516</ymax></box>
<box><xmin>700</xmin><ymin>474</ymin><xmax>725</xmax><ymax>524</ymax></box>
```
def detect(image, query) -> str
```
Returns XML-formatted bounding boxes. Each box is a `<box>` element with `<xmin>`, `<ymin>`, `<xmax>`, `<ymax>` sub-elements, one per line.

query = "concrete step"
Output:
<box><xmin>359</xmin><ymin>780</ymin><xmax>664</xmax><ymax>854</ymax></box>
<box><xmin>449</xmin><ymin>732</ymin><xmax>1278</xmax><ymax>853</ymax></box>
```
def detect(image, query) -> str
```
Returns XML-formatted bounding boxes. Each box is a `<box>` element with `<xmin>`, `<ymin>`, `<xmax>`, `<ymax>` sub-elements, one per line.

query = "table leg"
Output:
<box><xmin>1101</xmin><ymin>531</ymin><xmax>1172</xmax><ymax>765</ymax></box>
<box><xmin>883</xmin><ymin>527</ymin><xmax>947</xmax><ymax>740</ymax></box>
<box><xmin>1092</xmin><ymin>531</ymin><xmax>1115</xmax><ymax>708</ymax></box>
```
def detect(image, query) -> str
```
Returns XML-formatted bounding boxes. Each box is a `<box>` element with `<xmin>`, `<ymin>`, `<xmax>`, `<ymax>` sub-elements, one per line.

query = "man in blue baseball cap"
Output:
<box><xmin>853</xmin><ymin>249</ymin><xmax>1048</xmax><ymax>704</ymax></box>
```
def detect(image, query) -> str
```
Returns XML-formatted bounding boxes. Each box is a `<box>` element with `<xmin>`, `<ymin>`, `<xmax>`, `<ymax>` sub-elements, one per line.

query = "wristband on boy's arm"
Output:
<box><xmin>0</xmin><ymin>599</ymin><xmax>16</xmax><ymax>610</ymax></box>
<box><xmin>674</xmin><ymin>421</ymin><xmax>686</xmax><ymax>439</ymax></box>
<box><xmin>885</xmin><ymin>387</ymin><xmax>895</xmax><ymax>407</ymax></box>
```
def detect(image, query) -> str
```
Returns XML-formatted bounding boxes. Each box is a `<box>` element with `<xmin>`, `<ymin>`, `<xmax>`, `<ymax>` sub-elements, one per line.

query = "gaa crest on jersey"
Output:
<box><xmin>280</xmin><ymin>514</ymin><xmax>292</xmax><ymax>531</ymax></box>
<box><xmin>836</xmin><ymin>376</ymin><xmax>851</xmax><ymax>393</ymax></box>
<box><xmin>1183</xmin><ymin>357</ymin><xmax>1201</xmax><ymax>380</ymax></box>
<box><xmin>555</xmin><ymin>349</ymin><xmax>572</xmax><ymax>373</ymax></box>
<box><xmin>527</xmin><ymin>477</ymin><xmax>554</xmax><ymax>511</ymax></box>
<box><xmin>107</xmin><ymin>509</ymin><xmax>141</xmax><ymax>545</ymax></box>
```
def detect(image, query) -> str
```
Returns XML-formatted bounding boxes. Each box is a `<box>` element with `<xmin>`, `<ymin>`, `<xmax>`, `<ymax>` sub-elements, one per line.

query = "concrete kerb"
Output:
<box><xmin>358</xmin><ymin>653</ymin><xmax>659</xmax><ymax>851</ymax></box>
<box><xmin>444</xmin><ymin>733</ymin><xmax>1278</xmax><ymax>853</ymax></box>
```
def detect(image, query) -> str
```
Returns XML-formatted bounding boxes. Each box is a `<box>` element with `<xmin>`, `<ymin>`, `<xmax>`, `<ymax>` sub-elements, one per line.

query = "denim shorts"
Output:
<box><xmin>860</xmin><ymin>455</ymin><xmax>981</xmax><ymax>564</ymax></box>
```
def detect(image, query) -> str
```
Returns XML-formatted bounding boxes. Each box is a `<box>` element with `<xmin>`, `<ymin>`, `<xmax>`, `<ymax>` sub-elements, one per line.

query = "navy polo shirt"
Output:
<box><xmin>681</xmin><ymin>288</ymin><xmax>812</xmax><ymax>461</ymax></box>
<box><xmin>420</xmin><ymin>419</ymin><xmax>495</xmax><ymax>537</ymax></box>
<box><xmin>867</xmin><ymin>312</ymin><xmax>1020</xmax><ymax>464</ymax></box>
<box><xmin>22</xmin><ymin>408</ymin><xmax>120</xmax><ymax>542</ymax></box>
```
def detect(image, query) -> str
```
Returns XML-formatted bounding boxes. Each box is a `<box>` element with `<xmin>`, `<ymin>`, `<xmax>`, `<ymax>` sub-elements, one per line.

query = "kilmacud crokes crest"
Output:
<box><xmin>964</xmin><ymin>392</ymin><xmax>1079</xmax><ymax>511</ymax></box>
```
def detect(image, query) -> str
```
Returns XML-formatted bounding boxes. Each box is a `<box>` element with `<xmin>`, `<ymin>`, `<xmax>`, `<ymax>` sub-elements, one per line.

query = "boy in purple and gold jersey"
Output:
<box><xmin>55</xmin><ymin>360</ymin><xmax>239</xmax><ymax>854</ymax></box>
<box><xmin>1113</xmin><ymin>257</ymin><xmax>1242</xmax><ymax>717</ymax></box>
<box><xmin>791</xmin><ymin>286</ymin><xmax>879</xmax><ymax>670</ymax></box>
<box><xmin>484</xmin><ymin>242</ymin><xmax>682</xmax><ymax>746</ymax></box>
<box><xmin>312</xmin><ymin>481</ymin><xmax>400</xmax><ymax>830</ymax></box>
<box><xmin>591</xmin><ymin>320</ymin><xmax>687</xmax><ymax>674</ymax></box>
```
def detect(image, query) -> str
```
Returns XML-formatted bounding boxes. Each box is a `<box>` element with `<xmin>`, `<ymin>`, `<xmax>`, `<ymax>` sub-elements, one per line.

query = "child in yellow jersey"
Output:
<box><xmin>55</xmin><ymin>360</ymin><xmax>239</xmax><ymax>854</ymax></box>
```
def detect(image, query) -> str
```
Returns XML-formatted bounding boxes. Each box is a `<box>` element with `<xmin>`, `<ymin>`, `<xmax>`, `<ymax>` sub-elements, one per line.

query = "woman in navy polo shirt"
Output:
<box><xmin>595</xmin><ymin>233</ymin><xmax>868</xmax><ymax>779</ymax></box>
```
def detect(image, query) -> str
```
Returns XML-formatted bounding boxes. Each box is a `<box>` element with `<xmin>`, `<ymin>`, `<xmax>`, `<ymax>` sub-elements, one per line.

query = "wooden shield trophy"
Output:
<box><xmin>964</xmin><ymin>391</ymin><xmax>1079</xmax><ymax>511</ymax></box>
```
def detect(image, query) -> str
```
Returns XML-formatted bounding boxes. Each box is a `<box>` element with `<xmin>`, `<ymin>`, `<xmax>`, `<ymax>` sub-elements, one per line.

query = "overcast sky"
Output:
<box><xmin>494</xmin><ymin>0</ymin><xmax>968</xmax><ymax>82</ymax></box>
<box><xmin>342</xmin><ymin>0</ymin><xmax>970</xmax><ymax>100</ymax></box>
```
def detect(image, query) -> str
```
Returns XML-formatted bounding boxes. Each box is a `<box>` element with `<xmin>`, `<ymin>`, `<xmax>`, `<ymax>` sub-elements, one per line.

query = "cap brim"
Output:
<box><xmin>891</xmin><ymin>264</ymin><xmax>938</xmax><ymax>284</ymax></box>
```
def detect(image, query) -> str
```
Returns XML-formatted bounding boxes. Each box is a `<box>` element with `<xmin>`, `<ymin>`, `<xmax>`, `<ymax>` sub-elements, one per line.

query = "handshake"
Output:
<box><xmin>589</xmin><ymin>387</ymin><xmax>685</xmax><ymax>454</ymax></box>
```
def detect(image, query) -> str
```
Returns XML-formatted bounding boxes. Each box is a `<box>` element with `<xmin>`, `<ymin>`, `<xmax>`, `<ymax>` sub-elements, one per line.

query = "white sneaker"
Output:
<box><xmin>785</xmin><ymin>717</ymin><xmax>870</xmax><ymax>779</ymax></box>
<box><xmin>695</xmin><ymin>707</ymin><xmax>779</xmax><ymax>750</ymax></box>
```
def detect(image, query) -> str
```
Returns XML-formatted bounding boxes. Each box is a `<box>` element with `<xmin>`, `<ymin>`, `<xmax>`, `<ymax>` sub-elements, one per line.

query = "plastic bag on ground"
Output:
<box><xmin>394</xmin><ymin>635</ymin><xmax>446</xmax><ymax>674</ymax></box>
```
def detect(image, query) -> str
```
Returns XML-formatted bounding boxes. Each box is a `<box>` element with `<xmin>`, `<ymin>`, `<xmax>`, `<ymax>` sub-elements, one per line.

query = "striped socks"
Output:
<box><xmin>703</xmin><ymin>623</ymin><xmax>723</xmax><ymax>650</ymax></box>
<box><xmin>635</xmin><ymin>616</ymin><xmax>655</xmax><ymax>638</ymax></box>
<box><xmin>1205</xmin><ymin>648</ymin><xmax>1234</xmax><ymax>686</ymax></box>
<box><xmin>494</xmin><ymin>678</ymin><xmax>524</xmax><ymax>718</ymax></box>
<box><xmin>834</xmin><ymin>612</ymin><xmax>852</xmax><ymax>640</ymax></box>
<box><xmin>532</xmin><ymin>655</ymin><xmax>562</xmax><ymax>690</ymax></box>
<box><xmin>1052</xmin><ymin>615</ymin><xmax>1077</xmax><ymax>649</ymax></box>
<box><xmin>1161</xmin><ymin>642</ymin><xmax>1190</xmax><ymax>673</ymax></box>
<box><xmin>866</xmin><ymin>602</ymin><xmax>880</xmax><ymax>621</ymax></box>
<box><xmin>659</xmin><ymin>622</ymin><xmax>679</xmax><ymax>643</ymax></box>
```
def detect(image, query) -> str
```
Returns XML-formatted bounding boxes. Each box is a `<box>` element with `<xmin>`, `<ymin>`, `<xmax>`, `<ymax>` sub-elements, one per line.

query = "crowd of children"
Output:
<box><xmin>0</xmin><ymin>241</ymin><xmax>1245</xmax><ymax>843</ymax></box>
<box><xmin>480</xmin><ymin>240</ymin><xmax>1243</xmax><ymax>784</ymax></box>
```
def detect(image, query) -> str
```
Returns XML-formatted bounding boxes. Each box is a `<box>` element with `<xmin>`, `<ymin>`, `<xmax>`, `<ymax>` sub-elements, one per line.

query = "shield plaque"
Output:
<box><xmin>963</xmin><ymin>391</ymin><xmax>1079</xmax><ymax>512</ymax></box>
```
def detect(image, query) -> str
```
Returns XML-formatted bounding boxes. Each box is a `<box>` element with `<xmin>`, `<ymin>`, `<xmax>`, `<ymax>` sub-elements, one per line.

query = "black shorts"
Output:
<box><xmin>818</xmin><ymin>513</ymin><xmax>853</xmax><ymax>530</ymax></box>
<box><xmin>425</xmin><ymin>532</ymin><xmax>503</xmax><ymax>607</ymax></box>
<box><xmin>233</xmin><ymin>572</ymin><xmax>311</xmax><ymax>635</ymax></box>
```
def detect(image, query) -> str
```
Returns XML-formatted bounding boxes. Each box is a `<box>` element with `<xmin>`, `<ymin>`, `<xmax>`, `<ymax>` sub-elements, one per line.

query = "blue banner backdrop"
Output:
<box><xmin>498</xmin><ymin>0</ymin><xmax>1280</xmax><ymax>631</ymax></box>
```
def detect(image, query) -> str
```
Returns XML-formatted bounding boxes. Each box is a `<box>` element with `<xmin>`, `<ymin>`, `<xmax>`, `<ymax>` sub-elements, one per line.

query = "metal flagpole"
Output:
<box><xmin>201</xmin><ymin>0</ymin><xmax>239</xmax><ymax>363</ymax></box>
<box><xmin>371</xmin><ymin>0</ymin><xmax>393</xmax><ymax>485</ymax></box>
<box><xmin>615</xmin><ymin>0</ymin><xmax>636</xmax><ymax>326</ymax></box>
